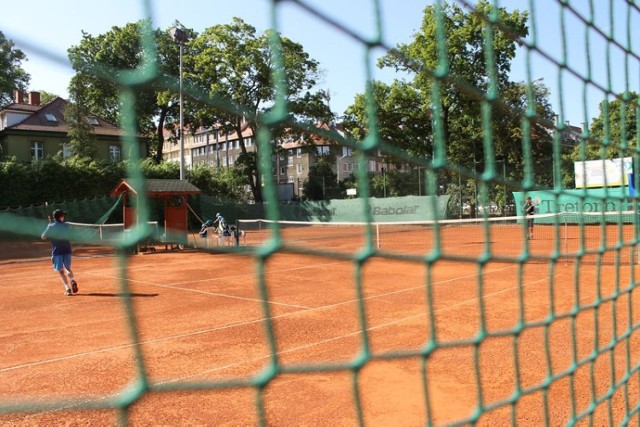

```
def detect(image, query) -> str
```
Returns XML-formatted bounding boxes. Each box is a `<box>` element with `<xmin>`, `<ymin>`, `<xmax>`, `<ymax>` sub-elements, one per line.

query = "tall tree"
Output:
<box><xmin>38</xmin><ymin>91</ymin><xmax>60</xmax><ymax>105</ymax></box>
<box><xmin>0</xmin><ymin>31</ymin><xmax>30</xmax><ymax>106</ymax></box>
<box><xmin>67</xmin><ymin>20</ymin><xmax>194</xmax><ymax>162</ymax></box>
<box><xmin>64</xmin><ymin>75</ymin><xmax>97</xmax><ymax>160</ymax></box>
<box><xmin>377</xmin><ymin>1</ymin><xmax>530</xmax><ymax>170</ymax></box>
<box><xmin>187</xmin><ymin>18</ymin><xmax>332</xmax><ymax>202</ymax></box>
<box><xmin>570</xmin><ymin>93</ymin><xmax>639</xmax><ymax>161</ymax></box>
<box><xmin>342</xmin><ymin>80</ymin><xmax>432</xmax><ymax>161</ymax></box>
<box><xmin>303</xmin><ymin>155</ymin><xmax>338</xmax><ymax>200</ymax></box>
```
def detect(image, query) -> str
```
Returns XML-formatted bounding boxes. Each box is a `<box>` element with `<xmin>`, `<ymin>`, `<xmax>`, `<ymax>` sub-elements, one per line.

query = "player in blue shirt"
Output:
<box><xmin>41</xmin><ymin>209</ymin><xmax>78</xmax><ymax>296</ymax></box>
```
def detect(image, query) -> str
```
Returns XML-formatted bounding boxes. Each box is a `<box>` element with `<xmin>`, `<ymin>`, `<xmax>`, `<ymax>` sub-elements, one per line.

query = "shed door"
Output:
<box><xmin>164</xmin><ymin>195</ymin><xmax>188</xmax><ymax>239</ymax></box>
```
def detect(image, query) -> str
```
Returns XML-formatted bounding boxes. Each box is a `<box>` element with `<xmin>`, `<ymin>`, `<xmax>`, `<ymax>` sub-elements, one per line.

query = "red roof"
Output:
<box><xmin>111</xmin><ymin>179</ymin><xmax>202</xmax><ymax>197</ymax></box>
<box><xmin>3</xmin><ymin>98</ymin><xmax>132</xmax><ymax>137</ymax></box>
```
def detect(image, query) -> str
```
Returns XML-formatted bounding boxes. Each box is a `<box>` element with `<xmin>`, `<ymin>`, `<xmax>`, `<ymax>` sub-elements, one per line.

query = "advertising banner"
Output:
<box><xmin>277</xmin><ymin>195</ymin><xmax>450</xmax><ymax>223</ymax></box>
<box><xmin>574</xmin><ymin>157</ymin><xmax>633</xmax><ymax>188</ymax></box>
<box><xmin>513</xmin><ymin>188</ymin><xmax>629</xmax><ymax>219</ymax></box>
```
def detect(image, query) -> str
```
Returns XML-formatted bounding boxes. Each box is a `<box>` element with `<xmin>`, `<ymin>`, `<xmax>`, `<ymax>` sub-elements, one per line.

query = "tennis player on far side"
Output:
<box><xmin>41</xmin><ymin>209</ymin><xmax>79</xmax><ymax>296</ymax></box>
<box><xmin>522</xmin><ymin>196</ymin><xmax>536</xmax><ymax>240</ymax></box>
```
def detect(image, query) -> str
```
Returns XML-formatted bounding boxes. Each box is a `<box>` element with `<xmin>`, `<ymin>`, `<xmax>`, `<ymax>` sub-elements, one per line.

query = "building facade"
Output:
<box><xmin>162</xmin><ymin>122</ymin><xmax>373</xmax><ymax>200</ymax></box>
<box><xmin>0</xmin><ymin>91</ymin><xmax>145</xmax><ymax>163</ymax></box>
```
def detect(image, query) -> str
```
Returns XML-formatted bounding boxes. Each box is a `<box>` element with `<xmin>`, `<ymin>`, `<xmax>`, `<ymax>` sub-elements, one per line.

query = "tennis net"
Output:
<box><xmin>66</xmin><ymin>221</ymin><xmax>160</xmax><ymax>255</ymax></box>
<box><xmin>239</xmin><ymin>210</ymin><xmax>640</xmax><ymax>264</ymax></box>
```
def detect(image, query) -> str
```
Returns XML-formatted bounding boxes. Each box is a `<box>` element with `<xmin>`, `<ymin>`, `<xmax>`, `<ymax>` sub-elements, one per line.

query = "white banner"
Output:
<box><xmin>574</xmin><ymin>157</ymin><xmax>633</xmax><ymax>188</ymax></box>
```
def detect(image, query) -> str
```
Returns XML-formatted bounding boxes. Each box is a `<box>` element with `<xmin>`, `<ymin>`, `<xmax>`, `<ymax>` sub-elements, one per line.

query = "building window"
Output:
<box><xmin>287</xmin><ymin>155</ymin><xmax>293</xmax><ymax>166</ymax></box>
<box><xmin>342</xmin><ymin>147</ymin><xmax>352</xmax><ymax>157</ymax></box>
<box><xmin>369</xmin><ymin>160</ymin><xmax>376</xmax><ymax>172</ymax></box>
<box><xmin>109</xmin><ymin>145</ymin><xmax>121</xmax><ymax>162</ymax></box>
<box><xmin>280</xmin><ymin>166</ymin><xmax>286</xmax><ymax>175</ymax></box>
<box><xmin>288</xmin><ymin>175</ymin><xmax>294</xmax><ymax>183</ymax></box>
<box><xmin>297</xmin><ymin>164</ymin><xmax>303</xmax><ymax>174</ymax></box>
<box><xmin>296</xmin><ymin>148</ymin><xmax>302</xmax><ymax>158</ymax></box>
<box><xmin>86</xmin><ymin>116</ymin><xmax>99</xmax><ymax>126</ymax></box>
<box><xmin>44</xmin><ymin>114</ymin><xmax>57</xmax><ymax>122</ymax></box>
<box><xmin>62</xmin><ymin>143</ymin><xmax>71</xmax><ymax>158</ymax></box>
<box><xmin>31</xmin><ymin>142</ymin><xmax>44</xmax><ymax>161</ymax></box>
<box><xmin>316</xmin><ymin>146</ymin><xmax>330</xmax><ymax>156</ymax></box>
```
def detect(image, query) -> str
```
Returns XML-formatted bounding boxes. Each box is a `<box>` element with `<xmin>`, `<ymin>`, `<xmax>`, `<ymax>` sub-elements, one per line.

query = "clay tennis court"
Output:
<box><xmin>1</xmin><ymin>224</ymin><xmax>640</xmax><ymax>425</ymax></box>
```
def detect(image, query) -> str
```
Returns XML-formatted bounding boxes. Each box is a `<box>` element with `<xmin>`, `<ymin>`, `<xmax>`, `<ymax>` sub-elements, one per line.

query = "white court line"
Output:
<box><xmin>157</xmin><ymin>269</ymin><xmax>549</xmax><ymax>385</ymax></box>
<box><xmin>30</xmin><ymin>267</ymin><xmax>540</xmax><ymax>415</ymax></box>
<box><xmin>0</xmin><ymin>261</ymin><xmax>152</xmax><ymax>286</ymax></box>
<box><xmin>134</xmin><ymin>259</ymin><xmax>350</xmax><ymax>287</ymax></box>
<box><xmin>81</xmin><ymin>259</ymin><xmax>352</xmax><ymax>309</ymax></box>
<box><xmin>89</xmin><ymin>274</ymin><xmax>311</xmax><ymax>310</ymax></box>
<box><xmin>89</xmin><ymin>262</ymin><xmax>516</xmax><ymax>313</ymax></box>
<box><xmin>1</xmin><ymin>264</ymin><xmax>520</xmax><ymax>374</ymax></box>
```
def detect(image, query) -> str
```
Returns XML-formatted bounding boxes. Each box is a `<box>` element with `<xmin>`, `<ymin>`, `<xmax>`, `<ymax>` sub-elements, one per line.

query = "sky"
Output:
<box><xmin>1</xmin><ymin>0</ymin><xmax>638</xmax><ymax>129</ymax></box>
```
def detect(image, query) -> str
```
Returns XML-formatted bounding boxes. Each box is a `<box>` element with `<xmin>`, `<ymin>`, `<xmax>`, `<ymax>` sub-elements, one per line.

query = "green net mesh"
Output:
<box><xmin>3</xmin><ymin>0</ymin><xmax>640</xmax><ymax>425</ymax></box>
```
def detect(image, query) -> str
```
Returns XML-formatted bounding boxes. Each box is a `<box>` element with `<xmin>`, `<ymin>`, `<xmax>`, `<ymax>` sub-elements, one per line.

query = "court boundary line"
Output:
<box><xmin>0</xmin><ymin>265</ymin><xmax>560</xmax><ymax>421</ymax></box>
<box><xmin>155</xmin><ymin>271</ymin><xmax>550</xmax><ymax>385</ymax></box>
<box><xmin>1</xmin><ymin>264</ymin><xmax>519</xmax><ymax>374</ymax></box>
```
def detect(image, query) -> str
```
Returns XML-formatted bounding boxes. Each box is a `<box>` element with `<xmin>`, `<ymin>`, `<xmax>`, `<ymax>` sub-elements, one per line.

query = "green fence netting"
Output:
<box><xmin>2</xmin><ymin>0</ymin><xmax>640</xmax><ymax>425</ymax></box>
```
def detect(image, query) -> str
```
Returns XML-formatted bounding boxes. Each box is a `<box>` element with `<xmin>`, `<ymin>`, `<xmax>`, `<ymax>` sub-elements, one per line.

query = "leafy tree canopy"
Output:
<box><xmin>0</xmin><ymin>31</ymin><xmax>30</xmax><ymax>106</ymax></box>
<box><xmin>67</xmin><ymin>19</ymin><xmax>193</xmax><ymax>162</ymax></box>
<box><xmin>570</xmin><ymin>92</ymin><xmax>639</xmax><ymax>161</ymax></box>
<box><xmin>187</xmin><ymin>17</ymin><xmax>333</xmax><ymax>202</ymax></box>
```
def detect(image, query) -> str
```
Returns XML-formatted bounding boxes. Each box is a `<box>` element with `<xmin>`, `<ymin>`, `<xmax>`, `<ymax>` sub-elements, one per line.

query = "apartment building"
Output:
<box><xmin>162</xmin><ymin>122</ymin><xmax>363</xmax><ymax>199</ymax></box>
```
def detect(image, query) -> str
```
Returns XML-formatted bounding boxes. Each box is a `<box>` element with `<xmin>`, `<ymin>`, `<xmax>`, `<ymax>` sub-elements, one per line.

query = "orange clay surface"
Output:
<box><xmin>1</xmin><ymin>228</ymin><xmax>640</xmax><ymax>426</ymax></box>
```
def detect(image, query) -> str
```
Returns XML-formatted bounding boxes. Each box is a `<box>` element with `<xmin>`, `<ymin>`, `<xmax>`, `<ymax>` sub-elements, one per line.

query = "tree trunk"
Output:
<box><xmin>153</xmin><ymin>107</ymin><xmax>169</xmax><ymax>164</ymax></box>
<box><xmin>234</xmin><ymin>123</ymin><xmax>263</xmax><ymax>203</ymax></box>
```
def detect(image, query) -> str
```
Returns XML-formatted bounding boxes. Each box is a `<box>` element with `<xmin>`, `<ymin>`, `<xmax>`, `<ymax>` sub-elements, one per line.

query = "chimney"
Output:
<box><xmin>14</xmin><ymin>90</ymin><xmax>25</xmax><ymax>104</ymax></box>
<box><xmin>28</xmin><ymin>91</ymin><xmax>41</xmax><ymax>106</ymax></box>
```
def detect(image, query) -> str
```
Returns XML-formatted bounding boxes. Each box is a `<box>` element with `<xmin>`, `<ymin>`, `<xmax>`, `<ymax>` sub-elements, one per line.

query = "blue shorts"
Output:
<box><xmin>52</xmin><ymin>254</ymin><xmax>72</xmax><ymax>272</ymax></box>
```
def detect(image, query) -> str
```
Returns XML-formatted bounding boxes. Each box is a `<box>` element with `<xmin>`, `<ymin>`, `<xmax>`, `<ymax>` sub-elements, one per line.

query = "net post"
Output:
<box><xmin>564</xmin><ymin>213</ymin><xmax>568</xmax><ymax>266</ymax></box>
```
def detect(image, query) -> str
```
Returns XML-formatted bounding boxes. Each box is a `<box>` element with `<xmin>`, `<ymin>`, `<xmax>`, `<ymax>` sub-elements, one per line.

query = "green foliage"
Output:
<box><xmin>38</xmin><ymin>91</ymin><xmax>60</xmax><ymax>105</ymax></box>
<box><xmin>188</xmin><ymin>164</ymin><xmax>250</xmax><ymax>201</ymax></box>
<box><xmin>0</xmin><ymin>31</ymin><xmax>29</xmax><ymax>107</ymax></box>
<box><xmin>67</xmin><ymin>20</ymin><xmax>191</xmax><ymax>162</ymax></box>
<box><xmin>343</xmin><ymin>80</ymin><xmax>432</xmax><ymax>161</ymax></box>
<box><xmin>303</xmin><ymin>156</ymin><xmax>339</xmax><ymax>200</ymax></box>
<box><xmin>187</xmin><ymin>17</ymin><xmax>332</xmax><ymax>202</ymax></box>
<box><xmin>342</xmin><ymin>169</ymin><xmax>429</xmax><ymax>199</ymax></box>
<box><xmin>0</xmin><ymin>157</ymin><xmax>123</xmax><ymax>208</ymax></box>
<box><xmin>570</xmin><ymin>93</ymin><xmax>639</xmax><ymax>162</ymax></box>
<box><xmin>139</xmin><ymin>157</ymin><xmax>179</xmax><ymax>178</ymax></box>
<box><xmin>65</xmin><ymin>76</ymin><xmax>98</xmax><ymax>159</ymax></box>
<box><xmin>0</xmin><ymin>157</ymin><xmax>249</xmax><ymax>209</ymax></box>
<box><xmin>343</xmin><ymin>1</ymin><xmax>554</xmax><ymax>207</ymax></box>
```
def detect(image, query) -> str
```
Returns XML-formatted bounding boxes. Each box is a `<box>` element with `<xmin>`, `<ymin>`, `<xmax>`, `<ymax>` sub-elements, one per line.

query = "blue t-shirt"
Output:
<box><xmin>42</xmin><ymin>220</ymin><xmax>72</xmax><ymax>256</ymax></box>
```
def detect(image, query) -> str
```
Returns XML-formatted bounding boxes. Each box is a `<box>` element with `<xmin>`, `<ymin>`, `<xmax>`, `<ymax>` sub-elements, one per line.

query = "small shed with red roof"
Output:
<box><xmin>111</xmin><ymin>179</ymin><xmax>201</xmax><ymax>242</ymax></box>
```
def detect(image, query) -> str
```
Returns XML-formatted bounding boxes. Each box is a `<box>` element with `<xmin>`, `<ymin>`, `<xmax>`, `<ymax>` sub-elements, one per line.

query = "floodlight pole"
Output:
<box><xmin>178</xmin><ymin>41</ymin><xmax>184</xmax><ymax>179</ymax></box>
<box><xmin>382</xmin><ymin>167</ymin><xmax>387</xmax><ymax>198</ymax></box>
<box><xmin>171</xmin><ymin>25</ymin><xmax>188</xmax><ymax>180</ymax></box>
